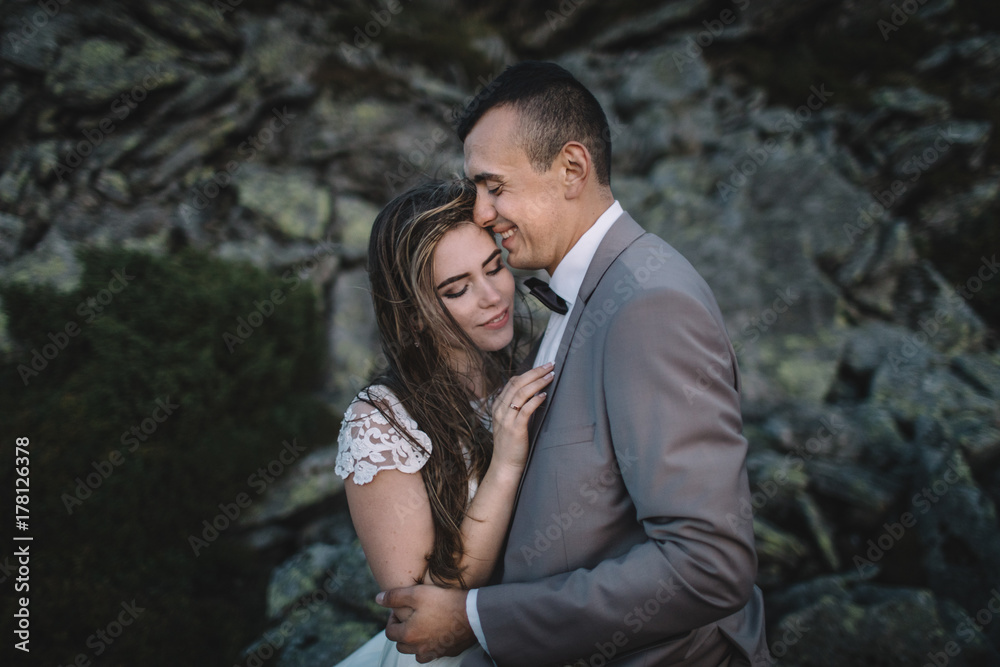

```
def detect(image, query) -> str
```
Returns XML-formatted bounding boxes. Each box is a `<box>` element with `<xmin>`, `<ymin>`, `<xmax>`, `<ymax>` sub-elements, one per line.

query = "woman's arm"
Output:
<box><xmin>346</xmin><ymin>445</ymin><xmax>528</xmax><ymax>592</ymax></box>
<box><xmin>345</xmin><ymin>449</ymin><xmax>526</xmax><ymax>592</ymax></box>
<box><xmin>445</xmin><ymin>452</ymin><xmax>525</xmax><ymax>588</ymax></box>
<box><xmin>445</xmin><ymin>362</ymin><xmax>555</xmax><ymax>588</ymax></box>
<box><xmin>345</xmin><ymin>364</ymin><xmax>554</xmax><ymax>591</ymax></box>
<box><xmin>345</xmin><ymin>464</ymin><xmax>436</xmax><ymax>591</ymax></box>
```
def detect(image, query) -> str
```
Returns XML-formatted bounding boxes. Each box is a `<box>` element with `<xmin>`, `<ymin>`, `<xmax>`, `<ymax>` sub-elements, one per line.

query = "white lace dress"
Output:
<box><xmin>332</xmin><ymin>385</ymin><xmax>479</xmax><ymax>667</ymax></box>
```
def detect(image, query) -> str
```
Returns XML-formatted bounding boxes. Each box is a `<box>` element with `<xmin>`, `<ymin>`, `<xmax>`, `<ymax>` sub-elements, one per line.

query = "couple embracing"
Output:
<box><xmin>333</xmin><ymin>61</ymin><xmax>769</xmax><ymax>667</ymax></box>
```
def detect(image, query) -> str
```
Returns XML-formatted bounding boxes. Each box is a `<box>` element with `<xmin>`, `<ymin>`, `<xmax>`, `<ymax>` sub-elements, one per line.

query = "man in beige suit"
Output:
<box><xmin>378</xmin><ymin>61</ymin><xmax>769</xmax><ymax>666</ymax></box>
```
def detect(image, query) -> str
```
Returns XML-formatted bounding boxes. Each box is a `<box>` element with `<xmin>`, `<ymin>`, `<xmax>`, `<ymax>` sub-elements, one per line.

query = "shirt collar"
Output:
<box><xmin>548</xmin><ymin>201</ymin><xmax>623</xmax><ymax>307</ymax></box>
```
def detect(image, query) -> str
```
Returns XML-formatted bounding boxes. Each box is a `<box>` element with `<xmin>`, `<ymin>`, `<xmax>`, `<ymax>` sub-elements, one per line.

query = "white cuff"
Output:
<box><xmin>466</xmin><ymin>588</ymin><xmax>491</xmax><ymax>657</ymax></box>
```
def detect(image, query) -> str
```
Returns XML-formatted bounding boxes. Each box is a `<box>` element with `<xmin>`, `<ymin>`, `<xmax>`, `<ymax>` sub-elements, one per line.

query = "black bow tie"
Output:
<box><xmin>524</xmin><ymin>277</ymin><xmax>569</xmax><ymax>315</ymax></box>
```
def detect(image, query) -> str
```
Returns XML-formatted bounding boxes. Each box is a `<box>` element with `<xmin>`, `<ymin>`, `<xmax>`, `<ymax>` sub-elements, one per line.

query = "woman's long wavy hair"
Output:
<box><xmin>364</xmin><ymin>178</ymin><xmax>524</xmax><ymax>586</ymax></box>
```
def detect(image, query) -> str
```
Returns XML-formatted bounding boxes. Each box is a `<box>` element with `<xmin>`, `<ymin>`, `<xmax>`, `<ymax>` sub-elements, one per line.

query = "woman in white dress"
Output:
<box><xmin>333</xmin><ymin>179</ymin><xmax>553</xmax><ymax>666</ymax></box>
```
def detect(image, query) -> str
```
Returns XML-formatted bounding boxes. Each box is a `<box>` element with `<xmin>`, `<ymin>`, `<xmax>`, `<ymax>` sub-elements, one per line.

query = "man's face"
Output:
<box><xmin>463</xmin><ymin>107</ymin><xmax>568</xmax><ymax>275</ymax></box>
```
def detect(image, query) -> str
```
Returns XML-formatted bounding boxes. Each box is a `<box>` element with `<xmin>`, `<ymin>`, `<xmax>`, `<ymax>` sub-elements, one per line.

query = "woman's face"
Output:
<box><xmin>432</xmin><ymin>223</ymin><xmax>515</xmax><ymax>353</ymax></box>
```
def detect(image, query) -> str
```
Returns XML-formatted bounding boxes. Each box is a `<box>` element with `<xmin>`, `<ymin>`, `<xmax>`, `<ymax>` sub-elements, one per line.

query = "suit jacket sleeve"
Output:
<box><xmin>475</xmin><ymin>284</ymin><xmax>758</xmax><ymax>666</ymax></box>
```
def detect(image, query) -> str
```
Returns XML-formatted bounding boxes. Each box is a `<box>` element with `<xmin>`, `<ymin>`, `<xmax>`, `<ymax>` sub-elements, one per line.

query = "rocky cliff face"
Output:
<box><xmin>2</xmin><ymin>0</ymin><xmax>999</xmax><ymax>665</ymax></box>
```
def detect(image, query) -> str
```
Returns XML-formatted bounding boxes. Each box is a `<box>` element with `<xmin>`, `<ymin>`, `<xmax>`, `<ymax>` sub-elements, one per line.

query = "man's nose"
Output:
<box><xmin>473</xmin><ymin>196</ymin><xmax>497</xmax><ymax>228</ymax></box>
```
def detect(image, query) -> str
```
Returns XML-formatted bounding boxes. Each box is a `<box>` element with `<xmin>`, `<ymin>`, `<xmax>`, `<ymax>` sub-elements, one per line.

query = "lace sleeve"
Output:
<box><xmin>335</xmin><ymin>385</ymin><xmax>432</xmax><ymax>485</ymax></box>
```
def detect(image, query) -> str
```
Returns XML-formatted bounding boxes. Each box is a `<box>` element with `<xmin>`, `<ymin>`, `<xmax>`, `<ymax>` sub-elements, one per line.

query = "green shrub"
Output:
<box><xmin>0</xmin><ymin>246</ymin><xmax>334</xmax><ymax>665</ymax></box>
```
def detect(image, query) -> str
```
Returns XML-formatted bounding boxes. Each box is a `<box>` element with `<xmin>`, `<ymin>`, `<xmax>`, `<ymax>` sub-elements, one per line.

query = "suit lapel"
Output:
<box><xmin>525</xmin><ymin>213</ymin><xmax>646</xmax><ymax>445</ymax></box>
<box><xmin>495</xmin><ymin>213</ymin><xmax>645</xmax><ymax>581</ymax></box>
<box><xmin>578</xmin><ymin>212</ymin><xmax>646</xmax><ymax>304</ymax></box>
<box><xmin>508</xmin><ymin>214</ymin><xmax>642</xmax><ymax>505</ymax></box>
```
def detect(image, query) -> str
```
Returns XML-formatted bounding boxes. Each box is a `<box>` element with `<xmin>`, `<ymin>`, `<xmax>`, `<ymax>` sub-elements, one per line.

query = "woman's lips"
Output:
<box><xmin>482</xmin><ymin>308</ymin><xmax>509</xmax><ymax>329</ymax></box>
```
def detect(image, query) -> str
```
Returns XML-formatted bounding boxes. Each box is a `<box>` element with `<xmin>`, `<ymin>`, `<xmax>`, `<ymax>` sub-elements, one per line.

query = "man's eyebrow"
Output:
<box><xmin>436</xmin><ymin>249</ymin><xmax>503</xmax><ymax>290</ymax></box>
<box><xmin>471</xmin><ymin>172</ymin><xmax>502</xmax><ymax>184</ymax></box>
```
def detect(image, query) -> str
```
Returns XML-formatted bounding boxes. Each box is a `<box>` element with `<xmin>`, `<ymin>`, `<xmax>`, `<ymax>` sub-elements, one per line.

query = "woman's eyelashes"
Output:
<box><xmin>441</xmin><ymin>261</ymin><xmax>506</xmax><ymax>299</ymax></box>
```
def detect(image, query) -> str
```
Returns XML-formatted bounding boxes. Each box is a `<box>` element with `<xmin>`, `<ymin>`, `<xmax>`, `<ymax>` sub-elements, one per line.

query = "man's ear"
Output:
<box><xmin>559</xmin><ymin>141</ymin><xmax>592</xmax><ymax>199</ymax></box>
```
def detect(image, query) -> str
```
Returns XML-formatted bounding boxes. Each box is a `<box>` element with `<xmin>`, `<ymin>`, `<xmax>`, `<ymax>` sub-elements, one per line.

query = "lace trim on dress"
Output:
<box><xmin>335</xmin><ymin>385</ymin><xmax>432</xmax><ymax>485</ymax></box>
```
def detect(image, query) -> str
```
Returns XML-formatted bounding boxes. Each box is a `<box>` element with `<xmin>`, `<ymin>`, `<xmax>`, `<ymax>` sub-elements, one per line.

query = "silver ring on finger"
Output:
<box><xmin>509</xmin><ymin>403</ymin><xmax>521</xmax><ymax>411</ymax></box>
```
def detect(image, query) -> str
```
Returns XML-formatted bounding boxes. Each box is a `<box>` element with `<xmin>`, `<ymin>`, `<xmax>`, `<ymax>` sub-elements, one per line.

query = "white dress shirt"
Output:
<box><xmin>466</xmin><ymin>200</ymin><xmax>624</xmax><ymax>657</ymax></box>
<box><xmin>532</xmin><ymin>200</ymin><xmax>623</xmax><ymax>366</ymax></box>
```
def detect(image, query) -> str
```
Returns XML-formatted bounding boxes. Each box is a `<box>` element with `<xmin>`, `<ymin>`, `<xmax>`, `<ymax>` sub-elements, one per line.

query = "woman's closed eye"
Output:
<box><xmin>442</xmin><ymin>285</ymin><xmax>468</xmax><ymax>299</ymax></box>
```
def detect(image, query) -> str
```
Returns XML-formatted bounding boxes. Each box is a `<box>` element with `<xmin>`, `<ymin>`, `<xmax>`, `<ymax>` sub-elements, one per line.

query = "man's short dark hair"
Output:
<box><xmin>456</xmin><ymin>61</ymin><xmax>612</xmax><ymax>186</ymax></box>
